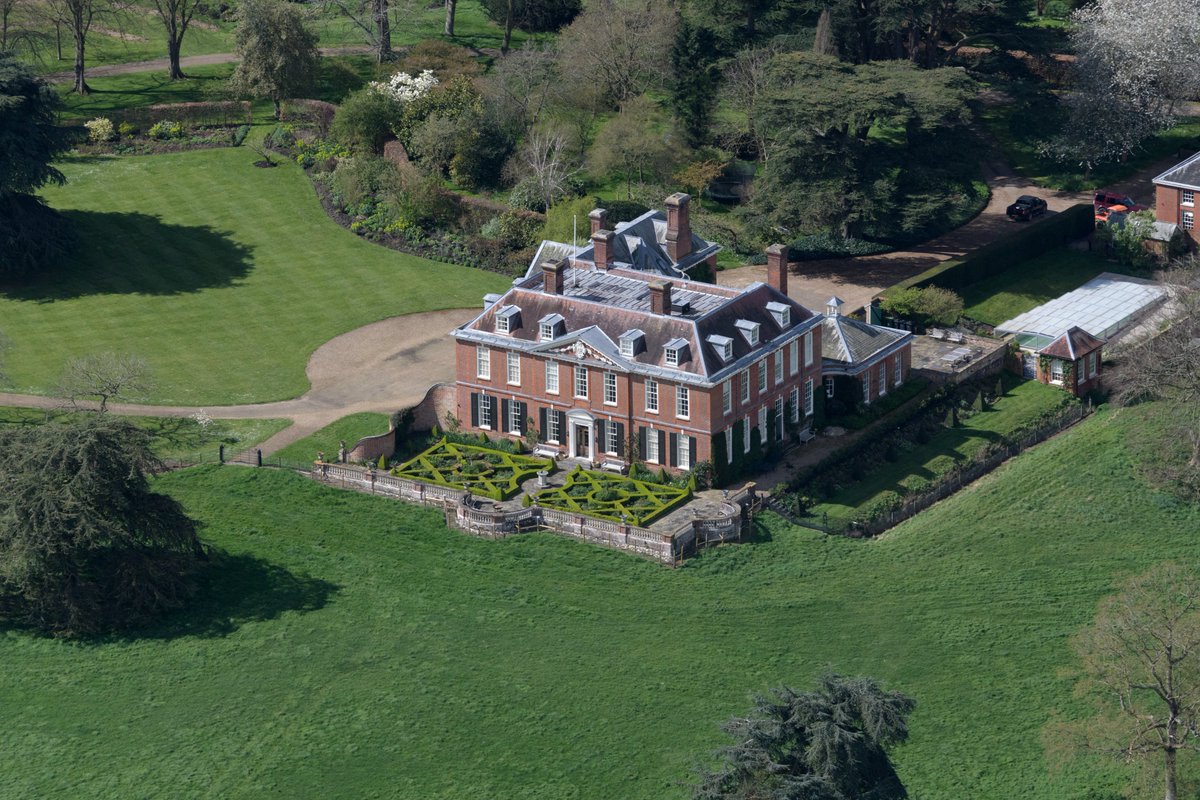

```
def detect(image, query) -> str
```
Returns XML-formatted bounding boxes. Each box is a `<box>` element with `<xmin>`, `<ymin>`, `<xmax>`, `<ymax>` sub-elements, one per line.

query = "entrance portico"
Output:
<box><xmin>566</xmin><ymin>409</ymin><xmax>595</xmax><ymax>463</ymax></box>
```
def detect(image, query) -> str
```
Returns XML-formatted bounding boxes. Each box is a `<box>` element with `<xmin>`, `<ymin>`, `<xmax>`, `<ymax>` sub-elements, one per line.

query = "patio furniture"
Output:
<box><xmin>798</xmin><ymin>428</ymin><xmax>817</xmax><ymax>445</ymax></box>
<box><xmin>947</xmin><ymin>331</ymin><xmax>965</xmax><ymax>344</ymax></box>
<box><xmin>929</xmin><ymin>328</ymin><xmax>946</xmax><ymax>340</ymax></box>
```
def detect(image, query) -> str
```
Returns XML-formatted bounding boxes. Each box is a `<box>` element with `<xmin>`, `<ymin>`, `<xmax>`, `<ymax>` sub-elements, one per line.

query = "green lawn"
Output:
<box><xmin>272</xmin><ymin>412</ymin><xmax>391</xmax><ymax>466</ymax></box>
<box><xmin>1</xmin><ymin>149</ymin><xmax>508</xmax><ymax>405</ymax></box>
<box><xmin>960</xmin><ymin>248</ymin><xmax>1119</xmax><ymax>326</ymax></box>
<box><xmin>807</xmin><ymin>376</ymin><xmax>1071</xmax><ymax>528</ymax></box>
<box><xmin>0</xmin><ymin>406</ymin><xmax>289</xmax><ymax>462</ymax></box>
<box><xmin>5</xmin><ymin>405</ymin><xmax>1196</xmax><ymax>798</ymax></box>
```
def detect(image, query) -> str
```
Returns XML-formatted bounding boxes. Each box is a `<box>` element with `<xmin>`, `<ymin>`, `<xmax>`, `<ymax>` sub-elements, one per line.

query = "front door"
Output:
<box><xmin>575</xmin><ymin>424</ymin><xmax>590</xmax><ymax>459</ymax></box>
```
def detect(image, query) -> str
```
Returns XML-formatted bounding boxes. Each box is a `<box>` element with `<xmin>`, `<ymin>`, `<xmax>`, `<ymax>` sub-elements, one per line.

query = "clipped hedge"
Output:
<box><xmin>881</xmin><ymin>203</ymin><xmax>1095</xmax><ymax>297</ymax></box>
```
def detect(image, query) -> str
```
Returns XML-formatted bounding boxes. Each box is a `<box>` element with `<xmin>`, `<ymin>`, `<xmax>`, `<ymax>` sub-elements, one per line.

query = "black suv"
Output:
<box><xmin>1006</xmin><ymin>195</ymin><xmax>1048</xmax><ymax>221</ymax></box>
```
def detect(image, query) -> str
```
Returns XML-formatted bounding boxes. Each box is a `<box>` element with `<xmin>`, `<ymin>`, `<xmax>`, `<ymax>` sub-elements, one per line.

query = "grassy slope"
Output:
<box><xmin>2</xmin><ymin>406</ymin><xmax>1196</xmax><ymax>799</ymax></box>
<box><xmin>1</xmin><ymin>149</ymin><xmax>508</xmax><ymax>405</ymax></box>
<box><xmin>961</xmin><ymin>247</ymin><xmax>1121</xmax><ymax>326</ymax></box>
<box><xmin>0</xmin><ymin>406</ymin><xmax>290</xmax><ymax>461</ymax></box>
<box><xmin>808</xmin><ymin>375</ymin><xmax>1070</xmax><ymax>526</ymax></box>
<box><xmin>272</xmin><ymin>412</ymin><xmax>391</xmax><ymax>464</ymax></box>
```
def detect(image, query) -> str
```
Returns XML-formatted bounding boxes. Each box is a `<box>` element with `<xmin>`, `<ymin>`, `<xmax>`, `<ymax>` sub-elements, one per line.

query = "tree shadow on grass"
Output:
<box><xmin>0</xmin><ymin>210</ymin><xmax>254</xmax><ymax>301</ymax></box>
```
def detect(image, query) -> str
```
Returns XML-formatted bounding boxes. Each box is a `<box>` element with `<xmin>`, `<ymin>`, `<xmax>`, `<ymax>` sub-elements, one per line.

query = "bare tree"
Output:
<box><xmin>151</xmin><ymin>0</ymin><xmax>202</xmax><ymax>79</ymax></box>
<box><xmin>444</xmin><ymin>0</ymin><xmax>455</xmax><ymax>35</ymax></box>
<box><xmin>1058</xmin><ymin>562</ymin><xmax>1200</xmax><ymax>800</ymax></box>
<box><xmin>555</xmin><ymin>0</ymin><xmax>676</xmax><ymax>104</ymax></box>
<box><xmin>57</xmin><ymin>352</ymin><xmax>154</xmax><ymax>412</ymax></box>
<box><xmin>516</xmin><ymin>127</ymin><xmax>578</xmax><ymax>211</ymax></box>
<box><xmin>486</xmin><ymin>42</ymin><xmax>559</xmax><ymax>132</ymax></box>
<box><xmin>719</xmin><ymin>42</ymin><xmax>779</xmax><ymax>161</ymax></box>
<box><xmin>1</xmin><ymin>0</ymin><xmax>50</xmax><ymax>57</ymax></box>
<box><xmin>43</xmin><ymin>0</ymin><xmax>121</xmax><ymax>94</ymax></box>
<box><xmin>322</xmin><ymin>0</ymin><xmax>392</xmax><ymax>63</ymax></box>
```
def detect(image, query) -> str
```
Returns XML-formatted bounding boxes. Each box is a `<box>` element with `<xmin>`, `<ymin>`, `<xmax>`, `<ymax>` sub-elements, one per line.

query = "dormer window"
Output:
<box><xmin>496</xmin><ymin>305</ymin><xmax>521</xmax><ymax>334</ymax></box>
<box><xmin>538</xmin><ymin>313</ymin><xmax>565</xmax><ymax>341</ymax></box>
<box><xmin>766</xmin><ymin>301</ymin><xmax>790</xmax><ymax>329</ymax></box>
<box><xmin>735</xmin><ymin>319</ymin><xmax>760</xmax><ymax>346</ymax></box>
<box><xmin>707</xmin><ymin>334</ymin><xmax>734</xmax><ymax>362</ymax></box>
<box><xmin>664</xmin><ymin>337</ymin><xmax>690</xmax><ymax>366</ymax></box>
<box><xmin>619</xmin><ymin>329</ymin><xmax>646</xmax><ymax>359</ymax></box>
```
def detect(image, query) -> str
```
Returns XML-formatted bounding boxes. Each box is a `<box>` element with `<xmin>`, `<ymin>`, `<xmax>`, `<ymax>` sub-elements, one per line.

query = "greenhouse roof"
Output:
<box><xmin>997</xmin><ymin>273</ymin><xmax>1167</xmax><ymax>344</ymax></box>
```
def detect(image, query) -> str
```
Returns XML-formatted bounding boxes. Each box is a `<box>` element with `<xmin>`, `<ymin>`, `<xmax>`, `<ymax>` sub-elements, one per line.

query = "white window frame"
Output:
<box><xmin>740</xmin><ymin>369</ymin><xmax>751</xmax><ymax>404</ymax></box>
<box><xmin>620</xmin><ymin>338</ymin><xmax>634</xmax><ymax>358</ymax></box>
<box><xmin>804</xmin><ymin>332</ymin><xmax>814</xmax><ymax>367</ymax></box>
<box><xmin>603</xmin><ymin>372</ymin><xmax>617</xmax><ymax>405</ymax></box>
<box><xmin>496</xmin><ymin>315</ymin><xmax>511</xmax><ymax>334</ymax></box>
<box><xmin>1050</xmin><ymin>359</ymin><xmax>1064</xmax><ymax>384</ymax></box>
<box><xmin>574</xmin><ymin>365</ymin><xmax>588</xmax><ymax>399</ymax></box>
<box><xmin>606</xmin><ymin>421</ymin><xmax>619</xmax><ymax>455</ymax></box>
<box><xmin>775</xmin><ymin>396</ymin><xmax>784</xmax><ymax>440</ymax></box>
<box><xmin>666</xmin><ymin>347</ymin><xmax>680</xmax><ymax>367</ymax></box>
<box><xmin>547</xmin><ymin>410</ymin><xmax>561</xmax><ymax>443</ymax></box>
<box><xmin>894</xmin><ymin>353</ymin><xmax>902</xmax><ymax>386</ymax></box>
<box><xmin>479</xmin><ymin>394</ymin><xmax>493</xmax><ymax>429</ymax></box>
<box><xmin>1077</xmin><ymin>360</ymin><xmax>1085</xmax><ymax>386</ymax></box>
<box><xmin>863</xmin><ymin>371</ymin><xmax>871</xmax><ymax>404</ymax></box>
<box><xmin>677</xmin><ymin>434</ymin><xmax>691</xmax><ymax>470</ymax></box>
<box><xmin>1088</xmin><ymin>352</ymin><xmax>1098</xmax><ymax>378</ymax></box>
<box><xmin>743</xmin><ymin>415</ymin><xmax>751</xmax><ymax>453</ymax></box>
<box><xmin>540</xmin><ymin>322</ymin><xmax>554</xmax><ymax>342</ymax></box>
<box><xmin>508</xmin><ymin>401</ymin><xmax>522</xmax><ymax>434</ymax></box>
<box><xmin>646</xmin><ymin>427</ymin><xmax>660</xmax><ymax>464</ymax></box>
<box><xmin>757</xmin><ymin>407</ymin><xmax>767</xmax><ymax>442</ymax></box>
<box><xmin>878</xmin><ymin>362</ymin><xmax>887</xmax><ymax>397</ymax></box>
<box><xmin>1184</xmin><ymin>211</ymin><xmax>1195</xmax><ymax>231</ymax></box>
<box><xmin>774</xmin><ymin>351</ymin><xmax>784</xmax><ymax>385</ymax></box>
<box><xmin>757</xmin><ymin>359</ymin><xmax>767</xmax><ymax>393</ymax></box>
<box><xmin>789</xmin><ymin>340</ymin><xmax>799</xmax><ymax>376</ymax></box>
<box><xmin>645</xmin><ymin>379</ymin><xmax>659</xmax><ymax>413</ymax></box>
<box><xmin>804</xmin><ymin>378</ymin><xmax>814</xmax><ymax>417</ymax></box>
<box><xmin>476</xmin><ymin>346</ymin><xmax>491</xmax><ymax>380</ymax></box>
<box><xmin>1184</xmin><ymin>190</ymin><xmax>1195</xmax><ymax>207</ymax></box>
<box><xmin>724</xmin><ymin>427</ymin><xmax>733</xmax><ymax>463</ymax></box>
<box><xmin>507</xmin><ymin>351</ymin><xmax>520</xmax><ymax>386</ymax></box>
<box><xmin>676</xmin><ymin>385</ymin><xmax>690</xmax><ymax>420</ymax></box>
<box><xmin>722</xmin><ymin>380</ymin><xmax>732</xmax><ymax>415</ymax></box>
<box><xmin>545</xmin><ymin>359</ymin><xmax>559</xmax><ymax>395</ymax></box>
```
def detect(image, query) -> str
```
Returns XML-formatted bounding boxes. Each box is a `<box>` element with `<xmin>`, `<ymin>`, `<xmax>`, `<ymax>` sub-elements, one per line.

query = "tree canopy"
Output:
<box><xmin>0</xmin><ymin>416</ymin><xmax>206</xmax><ymax>637</ymax></box>
<box><xmin>694</xmin><ymin>674</ymin><xmax>915</xmax><ymax>800</ymax></box>
<box><xmin>229</xmin><ymin>0</ymin><xmax>319</xmax><ymax>118</ymax></box>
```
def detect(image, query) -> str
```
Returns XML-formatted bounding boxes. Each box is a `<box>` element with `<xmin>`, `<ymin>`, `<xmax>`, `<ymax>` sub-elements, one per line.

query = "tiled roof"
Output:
<box><xmin>1039</xmin><ymin>326</ymin><xmax>1105</xmax><ymax>360</ymax></box>
<box><xmin>1153</xmin><ymin>151</ymin><xmax>1200</xmax><ymax>190</ymax></box>
<box><xmin>821</xmin><ymin>314</ymin><xmax>910</xmax><ymax>365</ymax></box>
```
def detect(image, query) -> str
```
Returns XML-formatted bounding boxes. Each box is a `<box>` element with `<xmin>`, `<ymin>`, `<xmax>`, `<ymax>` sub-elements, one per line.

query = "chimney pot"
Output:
<box><xmin>542</xmin><ymin>259</ymin><xmax>567</xmax><ymax>295</ymax></box>
<box><xmin>589</xmin><ymin>208</ymin><xmax>608</xmax><ymax>235</ymax></box>
<box><xmin>665</xmin><ymin>193</ymin><xmax>692</xmax><ymax>263</ymax></box>
<box><xmin>592</xmin><ymin>229</ymin><xmax>616</xmax><ymax>270</ymax></box>
<box><xmin>649</xmin><ymin>280</ymin><xmax>674</xmax><ymax>315</ymax></box>
<box><xmin>766</xmin><ymin>243</ymin><xmax>789</xmax><ymax>296</ymax></box>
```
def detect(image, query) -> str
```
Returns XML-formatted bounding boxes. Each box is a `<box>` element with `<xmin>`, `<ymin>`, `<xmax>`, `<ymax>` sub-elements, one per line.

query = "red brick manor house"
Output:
<box><xmin>451</xmin><ymin>195</ymin><xmax>913</xmax><ymax>476</ymax></box>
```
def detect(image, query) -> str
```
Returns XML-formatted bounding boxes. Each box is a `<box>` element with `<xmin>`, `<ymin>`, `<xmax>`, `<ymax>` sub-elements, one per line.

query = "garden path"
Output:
<box><xmin>0</xmin><ymin>308</ymin><xmax>476</xmax><ymax>458</ymax></box>
<box><xmin>42</xmin><ymin>46</ymin><xmax>376</xmax><ymax>83</ymax></box>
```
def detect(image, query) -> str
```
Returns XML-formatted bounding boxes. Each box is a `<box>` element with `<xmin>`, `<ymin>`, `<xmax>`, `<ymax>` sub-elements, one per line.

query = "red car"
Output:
<box><xmin>1094</xmin><ymin>190</ymin><xmax>1148</xmax><ymax>212</ymax></box>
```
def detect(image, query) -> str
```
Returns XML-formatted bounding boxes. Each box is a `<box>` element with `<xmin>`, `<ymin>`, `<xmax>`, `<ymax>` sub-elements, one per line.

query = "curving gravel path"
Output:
<box><xmin>0</xmin><ymin>308</ymin><xmax>477</xmax><ymax>456</ymax></box>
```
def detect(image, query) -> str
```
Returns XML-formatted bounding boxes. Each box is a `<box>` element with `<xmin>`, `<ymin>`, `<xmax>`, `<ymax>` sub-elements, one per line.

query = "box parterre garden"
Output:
<box><xmin>391</xmin><ymin>439</ymin><xmax>552</xmax><ymax>501</ymax></box>
<box><xmin>529</xmin><ymin>466</ymin><xmax>693</xmax><ymax>527</ymax></box>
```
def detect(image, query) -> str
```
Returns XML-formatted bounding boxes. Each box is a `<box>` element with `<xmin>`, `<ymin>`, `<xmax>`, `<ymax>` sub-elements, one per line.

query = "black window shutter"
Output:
<box><xmin>688</xmin><ymin>435</ymin><xmax>697</xmax><ymax>466</ymax></box>
<box><xmin>517</xmin><ymin>402</ymin><xmax>527</xmax><ymax>435</ymax></box>
<box><xmin>501</xmin><ymin>399</ymin><xmax>510</xmax><ymax>432</ymax></box>
<box><xmin>556</xmin><ymin>410</ymin><xmax>566</xmax><ymax>436</ymax></box>
<box><xmin>538</xmin><ymin>407</ymin><xmax>547</xmax><ymax>442</ymax></box>
<box><xmin>596</xmin><ymin>419</ymin><xmax>606</xmax><ymax>452</ymax></box>
<box><xmin>615</xmin><ymin>422</ymin><xmax>625</xmax><ymax>457</ymax></box>
<box><xmin>669</xmin><ymin>432</ymin><xmax>679</xmax><ymax>467</ymax></box>
<box><xmin>658</xmin><ymin>430</ymin><xmax>666</xmax><ymax>461</ymax></box>
<box><xmin>639</xmin><ymin>426</ymin><xmax>648</xmax><ymax>459</ymax></box>
<box><xmin>470</xmin><ymin>393</ymin><xmax>479</xmax><ymax>427</ymax></box>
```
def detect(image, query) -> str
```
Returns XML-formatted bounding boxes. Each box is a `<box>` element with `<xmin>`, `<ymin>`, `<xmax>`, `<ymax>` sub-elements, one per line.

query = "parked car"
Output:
<box><xmin>1006</xmin><ymin>195</ymin><xmax>1048</xmax><ymax>221</ymax></box>
<box><xmin>1094</xmin><ymin>190</ymin><xmax>1148</xmax><ymax>212</ymax></box>
<box><xmin>1095</xmin><ymin>205</ymin><xmax>1128</xmax><ymax>225</ymax></box>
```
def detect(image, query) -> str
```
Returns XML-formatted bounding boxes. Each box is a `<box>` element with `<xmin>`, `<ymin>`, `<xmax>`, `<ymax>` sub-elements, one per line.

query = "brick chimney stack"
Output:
<box><xmin>543</xmin><ymin>259</ymin><xmax>567</xmax><ymax>295</ymax></box>
<box><xmin>589</xmin><ymin>208</ymin><xmax>608</xmax><ymax>235</ymax></box>
<box><xmin>665</xmin><ymin>192</ymin><xmax>692</xmax><ymax>263</ymax></box>
<box><xmin>648</xmin><ymin>280</ymin><xmax>674</xmax><ymax>315</ymax></box>
<box><xmin>592</xmin><ymin>229</ymin><xmax>615</xmax><ymax>270</ymax></box>
<box><xmin>766</xmin><ymin>243</ymin><xmax>789</xmax><ymax>296</ymax></box>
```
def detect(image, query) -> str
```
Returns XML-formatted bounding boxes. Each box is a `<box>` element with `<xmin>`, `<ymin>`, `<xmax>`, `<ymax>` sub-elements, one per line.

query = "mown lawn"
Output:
<box><xmin>271</xmin><ymin>412</ymin><xmax>391</xmax><ymax>466</ymax></box>
<box><xmin>0</xmin><ymin>149</ymin><xmax>508</xmax><ymax>404</ymax></box>
<box><xmin>807</xmin><ymin>375</ymin><xmax>1071</xmax><ymax>528</ymax></box>
<box><xmin>960</xmin><ymin>247</ymin><xmax>1121</xmax><ymax>326</ymax></box>
<box><xmin>4</xmin><ymin>405</ymin><xmax>1195</xmax><ymax>798</ymax></box>
<box><xmin>0</xmin><ymin>406</ymin><xmax>289</xmax><ymax>462</ymax></box>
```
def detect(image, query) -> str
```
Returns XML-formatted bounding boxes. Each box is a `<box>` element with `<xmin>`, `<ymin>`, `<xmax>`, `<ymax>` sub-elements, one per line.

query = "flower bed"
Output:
<box><xmin>391</xmin><ymin>438</ymin><xmax>552</xmax><ymax>501</ymax></box>
<box><xmin>530</xmin><ymin>467</ymin><xmax>692</xmax><ymax>527</ymax></box>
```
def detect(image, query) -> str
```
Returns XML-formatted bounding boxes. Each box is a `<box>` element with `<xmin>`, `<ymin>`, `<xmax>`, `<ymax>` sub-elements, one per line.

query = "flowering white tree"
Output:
<box><xmin>1048</xmin><ymin>0</ymin><xmax>1200</xmax><ymax>168</ymax></box>
<box><xmin>369</xmin><ymin>69</ymin><xmax>438</xmax><ymax>103</ymax></box>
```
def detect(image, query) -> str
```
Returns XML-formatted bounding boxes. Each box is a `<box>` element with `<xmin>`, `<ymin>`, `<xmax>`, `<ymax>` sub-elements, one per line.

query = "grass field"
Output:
<box><xmin>0</xmin><ymin>149</ymin><xmax>508</xmax><ymax>405</ymax></box>
<box><xmin>960</xmin><ymin>248</ymin><xmax>1121</xmax><ymax>326</ymax></box>
<box><xmin>806</xmin><ymin>375</ymin><xmax>1071</xmax><ymax>528</ymax></box>
<box><xmin>5</xmin><ymin>405</ymin><xmax>1197</xmax><ymax>798</ymax></box>
<box><xmin>0</xmin><ymin>406</ymin><xmax>290</xmax><ymax>462</ymax></box>
<box><xmin>272</xmin><ymin>412</ymin><xmax>391</xmax><ymax>465</ymax></box>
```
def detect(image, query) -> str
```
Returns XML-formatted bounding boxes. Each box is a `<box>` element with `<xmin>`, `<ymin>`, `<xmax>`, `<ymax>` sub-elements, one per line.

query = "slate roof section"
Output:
<box><xmin>524</xmin><ymin>209</ymin><xmax>721</xmax><ymax>280</ymax></box>
<box><xmin>1153</xmin><ymin>150</ymin><xmax>1200</xmax><ymax>190</ymax></box>
<box><xmin>1038</xmin><ymin>326</ymin><xmax>1105</xmax><ymax>360</ymax></box>
<box><xmin>454</xmin><ymin>266</ymin><xmax>818</xmax><ymax>386</ymax></box>
<box><xmin>821</xmin><ymin>314</ymin><xmax>911</xmax><ymax>366</ymax></box>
